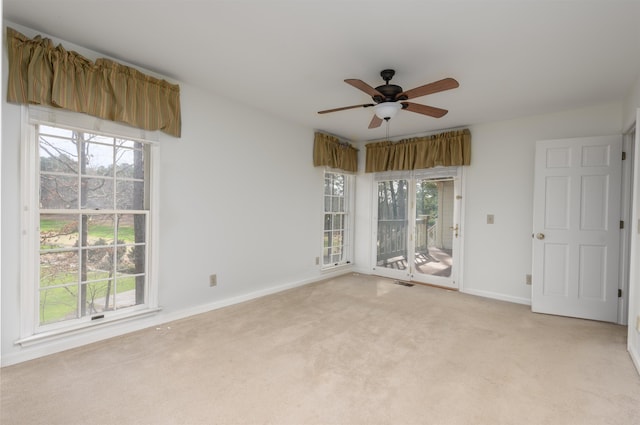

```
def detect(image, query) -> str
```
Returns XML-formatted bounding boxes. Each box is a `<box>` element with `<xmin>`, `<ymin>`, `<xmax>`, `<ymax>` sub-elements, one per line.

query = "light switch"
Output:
<box><xmin>487</xmin><ymin>214</ymin><xmax>495</xmax><ymax>224</ymax></box>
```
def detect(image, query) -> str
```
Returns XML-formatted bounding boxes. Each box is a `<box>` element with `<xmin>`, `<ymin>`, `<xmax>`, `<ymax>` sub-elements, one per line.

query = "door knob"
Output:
<box><xmin>536</xmin><ymin>233</ymin><xmax>545</xmax><ymax>240</ymax></box>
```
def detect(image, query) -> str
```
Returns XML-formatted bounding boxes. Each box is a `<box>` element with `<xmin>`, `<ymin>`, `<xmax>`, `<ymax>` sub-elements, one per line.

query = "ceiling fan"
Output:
<box><xmin>318</xmin><ymin>69</ymin><xmax>459</xmax><ymax>129</ymax></box>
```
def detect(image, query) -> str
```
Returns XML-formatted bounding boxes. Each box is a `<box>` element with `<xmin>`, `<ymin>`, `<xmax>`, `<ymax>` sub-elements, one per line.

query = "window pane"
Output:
<box><xmin>40</xmin><ymin>136</ymin><xmax>78</xmax><ymax>174</ymax></box>
<box><xmin>323</xmin><ymin>231</ymin><xmax>331</xmax><ymax>248</ymax></box>
<box><xmin>117</xmin><ymin>245</ymin><xmax>145</xmax><ymax>274</ymax></box>
<box><xmin>39</xmin><ymin>286</ymin><xmax>78</xmax><ymax>325</ymax></box>
<box><xmin>83</xmin><ymin>142</ymin><xmax>114</xmax><ymax>176</ymax></box>
<box><xmin>40</xmin><ymin>175</ymin><xmax>78</xmax><ymax>209</ymax></box>
<box><xmin>119</xmin><ymin>214</ymin><xmax>145</xmax><ymax>243</ymax></box>
<box><xmin>83</xmin><ymin>246</ymin><xmax>113</xmax><ymax>279</ymax></box>
<box><xmin>86</xmin><ymin>133</ymin><xmax>115</xmax><ymax>145</ymax></box>
<box><xmin>82</xmin><ymin>280</ymin><xmax>114</xmax><ymax>316</ymax></box>
<box><xmin>324</xmin><ymin>177</ymin><xmax>332</xmax><ymax>195</ymax></box>
<box><xmin>116</xmin><ymin>144</ymin><xmax>144</xmax><ymax>179</ymax></box>
<box><xmin>85</xmin><ymin>214</ymin><xmax>115</xmax><ymax>246</ymax></box>
<box><xmin>115</xmin><ymin>275</ymin><xmax>138</xmax><ymax>309</ymax></box>
<box><xmin>334</xmin><ymin>214</ymin><xmax>344</xmax><ymax>231</ymax></box>
<box><xmin>333</xmin><ymin>175</ymin><xmax>344</xmax><ymax>196</ymax></box>
<box><xmin>82</xmin><ymin>177</ymin><xmax>113</xmax><ymax>209</ymax></box>
<box><xmin>117</xmin><ymin>214</ymin><xmax>140</xmax><ymax>243</ymax></box>
<box><xmin>40</xmin><ymin>251</ymin><xmax>78</xmax><ymax>288</ymax></box>
<box><xmin>40</xmin><ymin>215</ymin><xmax>79</xmax><ymax>249</ymax></box>
<box><xmin>332</xmin><ymin>231</ymin><xmax>342</xmax><ymax>248</ymax></box>
<box><xmin>332</xmin><ymin>197</ymin><xmax>344</xmax><ymax>213</ymax></box>
<box><xmin>324</xmin><ymin>214</ymin><xmax>332</xmax><ymax>231</ymax></box>
<box><xmin>116</xmin><ymin>180</ymin><xmax>145</xmax><ymax>210</ymax></box>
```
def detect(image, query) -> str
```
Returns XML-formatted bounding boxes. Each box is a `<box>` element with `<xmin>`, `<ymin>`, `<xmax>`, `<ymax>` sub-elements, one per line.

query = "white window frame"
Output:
<box><xmin>322</xmin><ymin>169</ymin><xmax>355</xmax><ymax>270</ymax></box>
<box><xmin>17</xmin><ymin>106</ymin><xmax>160</xmax><ymax>346</ymax></box>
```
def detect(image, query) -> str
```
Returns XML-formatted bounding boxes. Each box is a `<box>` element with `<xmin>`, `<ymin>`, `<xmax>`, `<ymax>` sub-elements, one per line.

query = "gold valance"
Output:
<box><xmin>6</xmin><ymin>27</ymin><xmax>181</xmax><ymax>137</ymax></box>
<box><xmin>365</xmin><ymin>129</ymin><xmax>471</xmax><ymax>172</ymax></box>
<box><xmin>313</xmin><ymin>132</ymin><xmax>358</xmax><ymax>172</ymax></box>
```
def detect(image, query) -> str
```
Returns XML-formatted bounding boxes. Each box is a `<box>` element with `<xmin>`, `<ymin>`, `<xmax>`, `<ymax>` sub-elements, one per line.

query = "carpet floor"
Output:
<box><xmin>2</xmin><ymin>273</ymin><xmax>640</xmax><ymax>425</ymax></box>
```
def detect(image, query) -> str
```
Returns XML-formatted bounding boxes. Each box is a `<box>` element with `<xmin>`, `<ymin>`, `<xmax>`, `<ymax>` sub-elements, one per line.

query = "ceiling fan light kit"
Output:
<box><xmin>318</xmin><ymin>69</ymin><xmax>459</xmax><ymax>129</ymax></box>
<box><xmin>374</xmin><ymin>102</ymin><xmax>402</xmax><ymax>120</ymax></box>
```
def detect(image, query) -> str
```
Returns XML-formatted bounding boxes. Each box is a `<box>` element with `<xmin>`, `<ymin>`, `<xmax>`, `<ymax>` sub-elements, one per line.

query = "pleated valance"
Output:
<box><xmin>313</xmin><ymin>132</ymin><xmax>358</xmax><ymax>172</ymax></box>
<box><xmin>365</xmin><ymin>129</ymin><xmax>471</xmax><ymax>172</ymax></box>
<box><xmin>6</xmin><ymin>27</ymin><xmax>181</xmax><ymax>137</ymax></box>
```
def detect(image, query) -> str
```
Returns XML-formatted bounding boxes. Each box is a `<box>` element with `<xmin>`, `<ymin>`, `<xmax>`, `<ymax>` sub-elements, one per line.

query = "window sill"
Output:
<box><xmin>321</xmin><ymin>262</ymin><xmax>353</xmax><ymax>273</ymax></box>
<box><xmin>15</xmin><ymin>307</ymin><xmax>162</xmax><ymax>348</ymax></box>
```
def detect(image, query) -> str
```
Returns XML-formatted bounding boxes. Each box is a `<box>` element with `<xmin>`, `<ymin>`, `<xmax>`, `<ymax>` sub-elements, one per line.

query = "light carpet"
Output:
<box><xmin>2</xmin><ymin>273</ymin><xmax>640</xmax><ymax>425</ymax></box>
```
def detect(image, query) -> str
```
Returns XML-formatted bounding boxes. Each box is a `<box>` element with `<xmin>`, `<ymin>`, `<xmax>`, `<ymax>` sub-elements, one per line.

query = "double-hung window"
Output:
<box><xmin>322</xmin><ymin>171</ymin><xmax>354</xmax><ymax>268</ymax></box>
<box><xmin>20</xmin><ymin>107</ymin><xmax>159</xmax><ymax>341</ymax></box>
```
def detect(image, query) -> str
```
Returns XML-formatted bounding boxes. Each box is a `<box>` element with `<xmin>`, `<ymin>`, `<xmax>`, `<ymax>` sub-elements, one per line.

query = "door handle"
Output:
<box><xmin>535</xmin><ymin>233</ymin><xmax>545</xmax><ymax>240</ymax></box>
<box><xmin>450</xmin><ymin>224</ymin><xmax>459</xmax><ymax>238</ymax></box>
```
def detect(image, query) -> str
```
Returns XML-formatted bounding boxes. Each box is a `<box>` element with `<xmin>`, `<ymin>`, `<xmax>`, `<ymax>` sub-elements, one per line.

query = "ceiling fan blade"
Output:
<box><xmin>397</xmin><ymin>78</ymin><xmax>459</xmax><ymax>100</ymax></box>
<box><xmin>318</xmin><ymin>103</ymin><xmax>375</xmax><ymax>114</ymax></box>
<box><xmin>345</xmin><ymin>79</ymin><xmax>384</xmax><ymax>98</ymax></box>
<box><xmin>402</xmin><ymin>102</ymin><xmax>448</xmax><ymax>118</ymax></box>
<box><xmin>368</xmin><ymin>114</ymin><xmax>383</xmax><ymax>129</ymax></box>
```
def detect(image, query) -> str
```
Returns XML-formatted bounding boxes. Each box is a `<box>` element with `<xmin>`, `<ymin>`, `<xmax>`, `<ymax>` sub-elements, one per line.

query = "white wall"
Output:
<box><xmin>353</xmin><ymin>147</ymin><xmax>373</xmax><ymax>274</ymax></box>
<box><xmin>1</xmin><ymin>25</ymin><xmax>348</xmax><ymax>365</ymax></box>
<box><xmin>462</xmin><ymin>102</ymin><xmax>624</xmax><ymax>303</ymax></box>
<box><xmin>352</xmin><ymin>102</ymin><xmax>624</xmax><ymax>306</ymax></box>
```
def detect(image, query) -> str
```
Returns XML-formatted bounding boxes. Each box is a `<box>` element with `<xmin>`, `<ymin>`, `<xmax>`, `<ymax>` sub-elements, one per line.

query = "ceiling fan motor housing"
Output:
<box><xmin>374</xmin><ymin>84</ymin><xmax>404</xmax><ymax>103</ymax></box>
<box><xmin>374</xmin><ymin>70</ymin><xmax>406</xmax><ymax>102</ymax></box>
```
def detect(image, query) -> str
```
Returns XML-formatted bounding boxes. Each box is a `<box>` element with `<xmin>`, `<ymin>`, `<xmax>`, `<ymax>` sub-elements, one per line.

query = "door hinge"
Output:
<box><xmin>620</xmin><ymin>220</ymin><xmax>624</xmax><ymax>229</ymax></box>
<box><xmin>618</xmin><ymin>289</ymin><xmax>622</xmax><ymax>298</ymax></box>
<box><xmin>622</xmin><ymin>151</ymin><xmax>626</xmax><ymax>160</ymax></box>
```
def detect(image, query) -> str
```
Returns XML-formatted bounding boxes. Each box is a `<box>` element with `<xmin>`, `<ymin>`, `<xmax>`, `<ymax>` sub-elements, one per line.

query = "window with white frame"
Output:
<box><xmin>323</xmin><ymin>171</ymin><xmax>353</xmax><ymax>268</ymax></box>
<box><xmin>21</xmin><ymin>108</ymin><xmax>158</xmax><ymax>340</ymax></box>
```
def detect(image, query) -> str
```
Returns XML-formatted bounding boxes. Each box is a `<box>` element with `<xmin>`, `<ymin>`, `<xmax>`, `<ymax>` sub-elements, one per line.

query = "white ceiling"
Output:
<box><xmin>4</xmin><ymin>0</ymin><xmax>640</xmax><ymax>141</ymax></box>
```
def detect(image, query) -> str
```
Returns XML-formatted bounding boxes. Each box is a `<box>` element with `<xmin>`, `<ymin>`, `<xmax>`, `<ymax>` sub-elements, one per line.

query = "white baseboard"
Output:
<box><xmin>630</xmin><ymin>340</ymin><xmax>640</xmax><ymax>377</ymax></box>
<box><xmin>461</xmin><ymin>288</ymin><xmax>532</xmax><ymax>306</ymax></box>
<box><xmin>2</xmin><ymin>269</ymin><xmax>353</xmax><ymax>367</ymax></box>
<box><xmin>157</xmin><ymin>268</ymin><xmax>352</xmax><ymax>325</ymax></box>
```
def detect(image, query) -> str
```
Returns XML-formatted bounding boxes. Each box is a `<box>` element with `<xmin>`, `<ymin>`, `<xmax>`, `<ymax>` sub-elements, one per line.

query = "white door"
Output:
<box><xmin>372</xmin><ymin>168</ymin><xmax>461</xmax><ymax>289</ymax></box>
<box><xmin>532</xmin><ymin>135</ymin><xmax>622</xmax><ymax>322</ymax></box>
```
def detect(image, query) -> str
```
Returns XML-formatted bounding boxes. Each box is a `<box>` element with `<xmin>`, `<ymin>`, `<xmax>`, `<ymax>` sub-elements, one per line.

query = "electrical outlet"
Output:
<box><xmin>636</xmin><ymin>315</ymin><xmax>640</xmax><ymax>332</ymax></box>
<box><xmin>526</xmin><ymin>274</ymin><xmax>532</xmax><ymax>285</ymax></box>
<box><xmin>487</xmin><ymin>214</ymin><xmax>494</xmax><ymax>224</ymax></box>
<box><xmin>209</xmin><ymin>274</ymin><xmax>217</xmax><ymax>287</ymax></box>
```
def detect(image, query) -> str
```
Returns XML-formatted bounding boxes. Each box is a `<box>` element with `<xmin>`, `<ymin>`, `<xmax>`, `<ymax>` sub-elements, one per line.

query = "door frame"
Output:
<box><xmin>370</xmin><ymin>167</ymin><xmax>464</xmax><ymax>290</ymax></box>
<box><xmin>619</xmin><ymin>126</ymin><xmax>636</xmax><ymax>324</ymax></box>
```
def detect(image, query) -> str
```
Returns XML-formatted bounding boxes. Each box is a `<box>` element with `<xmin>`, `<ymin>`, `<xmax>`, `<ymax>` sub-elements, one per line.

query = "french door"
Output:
<box><xmin>372</xmin><ymin>168</ymin><xmax>462</xmax><ymax>288</ymax></box>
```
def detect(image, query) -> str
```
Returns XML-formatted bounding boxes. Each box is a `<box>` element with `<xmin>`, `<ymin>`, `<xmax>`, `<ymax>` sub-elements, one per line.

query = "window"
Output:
<box><xmin>20</xmin><ymin>108</ymin><xmax>159</xmax><ymax>341</ymax></box>
<box><xmin>323</xmin><ymin>171</ymin><xmax>353</xmax><ymax>268</ymax></box>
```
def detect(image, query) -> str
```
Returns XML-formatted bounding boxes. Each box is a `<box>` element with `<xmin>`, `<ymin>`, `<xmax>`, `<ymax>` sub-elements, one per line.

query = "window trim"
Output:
<box><xmin>17</xmin><ymin>105</ymin><xmax>160</xmax><ymax>345</ymax></box>
<box><xmin>321</xmin><ymin>169</ymin><xmax>355</xmax><ymax>270</ymax></box>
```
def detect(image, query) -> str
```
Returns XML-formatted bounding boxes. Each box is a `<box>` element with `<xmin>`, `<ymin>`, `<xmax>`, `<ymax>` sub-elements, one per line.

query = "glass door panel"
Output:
<box><xmin>376</xmin><ymin>179</ymin><xmax>409</xmax><ymax>272</ymax></box>
<box><xmin>413</xmin><ymin>178</ymin><xmax>455</xmax><ymax>282</ymax></box>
